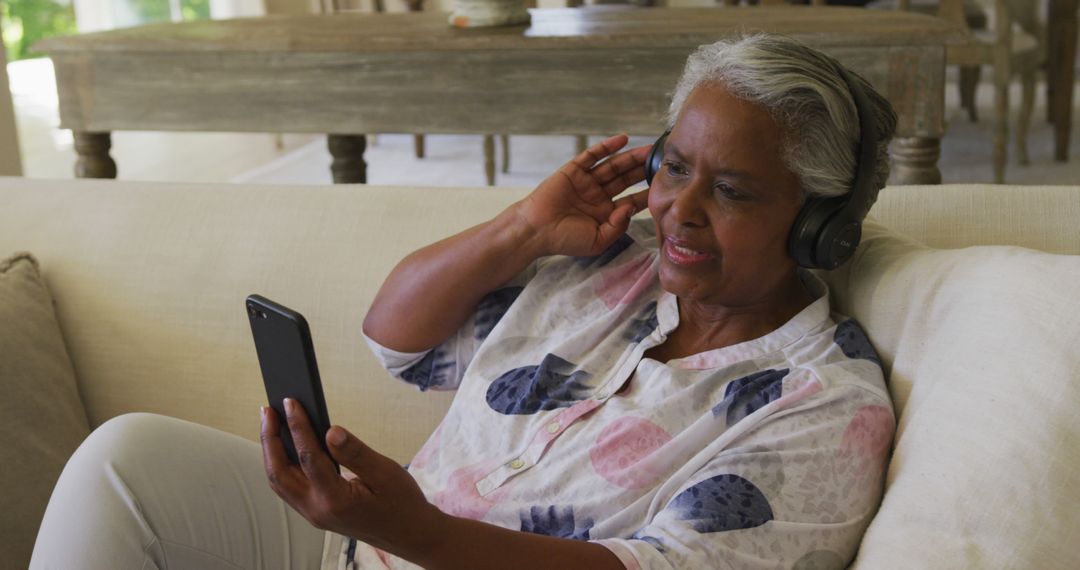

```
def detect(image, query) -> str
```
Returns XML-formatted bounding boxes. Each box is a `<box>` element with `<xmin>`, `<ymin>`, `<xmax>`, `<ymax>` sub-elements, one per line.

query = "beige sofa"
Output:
<box><xmin>2</xmin><ymin>177</ymin><xmax>1078</xmax><ymax>568</ymax></box>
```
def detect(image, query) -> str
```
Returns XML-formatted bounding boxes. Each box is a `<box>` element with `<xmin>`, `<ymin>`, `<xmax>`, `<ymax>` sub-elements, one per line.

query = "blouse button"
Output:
<box><xmin>546</xmin><ymin>422</ymin><xmax>561</xmax><ymax>434</ymax></box>
<box><xmin>509</xmin><ymin>459</ymin><xmax>525</xmax><ymax>469</ymax></box>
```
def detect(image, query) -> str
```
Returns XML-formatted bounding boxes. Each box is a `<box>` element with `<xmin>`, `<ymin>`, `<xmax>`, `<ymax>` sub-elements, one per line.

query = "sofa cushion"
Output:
<box><xmin>0</xmin><ymin>253</ymin><xmax>90</xmax><ymax>568</ymax></box>
<box><xmin>820</xmin><ymin>222</ymin><xmax>1080</xmax><ymax>569</ymax></box>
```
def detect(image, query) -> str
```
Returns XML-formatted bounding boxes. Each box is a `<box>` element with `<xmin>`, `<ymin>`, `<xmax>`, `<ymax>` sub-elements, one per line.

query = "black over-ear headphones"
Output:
<box><xmin>644</xmin><ymin>67</ymin><xmax>880</xmax><ymax>270</ymax></box>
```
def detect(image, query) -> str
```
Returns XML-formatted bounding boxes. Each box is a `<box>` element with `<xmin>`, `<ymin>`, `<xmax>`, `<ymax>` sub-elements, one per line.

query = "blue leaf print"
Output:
<box><xmin>474</xmin><ymin>286</ymin><xmax>524</xmax><ymax>341</ymax></box>
<box><xmin>399</xmin><ymin>348</ymin><xmax>456</xmax><ymax>391</ymax></box>
<box><xmin>622</xmin><ymin>301</ymin><xmax>658</xmax><ymax>343</ymax></box>
<box><xmin>574</xmin><ymin>233</ymin><xmax>634</xmax><ymax>268</ymax></box>
<box><xmin>486</xmin><ymin>353</ymin><xmax>593</xmax><ymax>415</ymax></box>
<box><xmin>669</xmin><ymin>474</ymin><xmax>774</xmax><ymax>533</ymax></box>
<box><xmin>712</xmin><ymin>369</ymin><xmax>789</xmax><ymax>425</ymax></box>
<box><xmin>833</xmin><ymin>319</ymin><xmax>882</xmax><ymax>366</ymax></box>
<box><xmin>519</xmin><ymin>505</ymin><xmax>594</xmax><ymax>541</ymax></box>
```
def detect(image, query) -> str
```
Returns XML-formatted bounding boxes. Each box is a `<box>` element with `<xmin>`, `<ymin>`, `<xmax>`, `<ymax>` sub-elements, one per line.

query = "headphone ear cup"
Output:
<box><xmin>789</xmin><ymin>196</ymin><xmax>848</xmax><ymax>269</ymax></box>
<box><xmin>645</xmin><ymin>131</ymin><xmax>669</xmax><ymax>186</ymax></box>
<box><xmin>814</xmin><ymin>211</ymin><xmax>862</xmax><ymax>270</ymax></box>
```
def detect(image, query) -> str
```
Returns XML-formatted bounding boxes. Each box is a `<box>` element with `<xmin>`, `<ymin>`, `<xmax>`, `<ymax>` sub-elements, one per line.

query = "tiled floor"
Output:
<box><xmin>11</xmin><ymin>57</ymin><xmax>1080</xmax><ymax>188</ymax></box>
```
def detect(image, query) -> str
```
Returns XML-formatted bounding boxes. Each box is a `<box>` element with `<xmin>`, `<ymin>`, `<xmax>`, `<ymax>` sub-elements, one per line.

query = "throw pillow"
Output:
<box><xmin>0</xmin><ymin>253</ymin><xmax>90</xmax><ymax>568</ymax></box>
<box><xmin>821</xmin><ymin>221</ymin><xmax>1080</xmax><ymax>569</ymax></box>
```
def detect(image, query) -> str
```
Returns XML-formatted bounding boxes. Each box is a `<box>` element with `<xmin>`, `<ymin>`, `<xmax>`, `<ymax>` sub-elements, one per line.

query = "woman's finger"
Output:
<box><xmin>599</xmin><ymin>164</ymin><xmax>648</xmax><ymax>199</ymax></box>
<box><xmin>553</xmin><ymin>164</ymin><xmax>607</xmax><ymax>207</ymax></box>
<box><xmin>613</xmin><ymin>188</ymin><xmax>650</xmax><ymax>214</ymax></box>
<box><xmin>593</xmin><ymin>202</ymin><xmax>637</xmax><ymax>252</ymax></box>
<box><xmin>569</xmin><ymin>134</ymin><xmax>629</xmax><ymax>172</ymax></box>
<box><xmin>327</xmin><ymin>426</ymin><xmax>389</xmax><ymax>488</ymax></box>
<box><xmin>259</xmin><ymin>406</ymin><xmax>303</xmax><ymax>495</ymax></box>
<box><xmin>282</xmin><ymin>398</ymin><xmax>341</xmax><ymax>490</ymax></box>
<box><xmin>591</xmin><ymin>145</ymin><xmax>651</xmax><ymax>194</ymax></box>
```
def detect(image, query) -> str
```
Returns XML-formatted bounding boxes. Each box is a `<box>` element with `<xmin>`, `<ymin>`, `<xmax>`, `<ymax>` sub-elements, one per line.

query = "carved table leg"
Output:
<box><xmin>328</xmin><ymin>134</ymin><xmax>367</xmax><ymax>184</ymax></box>
<box><xmin>73</xmin><ymin>131</ymin><xmax>118</xmax><ymax>179</ymax></box>
<box><xmin>890</xmin><ymin>137</ymin><xmax>942</xmax><ymax>185</ymax></box>
<box><xmin>483</xmin><ymin>135</ymin><xmax>496</xmax><ymax>186</ymax></box>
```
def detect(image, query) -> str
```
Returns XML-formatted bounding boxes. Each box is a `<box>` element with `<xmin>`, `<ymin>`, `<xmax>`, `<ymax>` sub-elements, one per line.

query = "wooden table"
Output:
<box><xmin>39</xmin><ymin>6</ymin><xmax>964</xmax><ymax>185</ymax></box>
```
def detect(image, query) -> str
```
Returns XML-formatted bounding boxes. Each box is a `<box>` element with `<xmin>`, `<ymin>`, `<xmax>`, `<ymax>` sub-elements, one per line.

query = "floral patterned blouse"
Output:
<box><xmin>323</xmin><ymin>219</ymin><xmax>894</xmax><ymax>570</ymax></box>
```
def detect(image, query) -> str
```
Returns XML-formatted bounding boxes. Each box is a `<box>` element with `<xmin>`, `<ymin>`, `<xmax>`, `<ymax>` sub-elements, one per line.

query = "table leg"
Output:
<box><xmin>73</xmin><ymin>131</ymin><xmax>118</xmax><ymax>179</ymax></box>
<box><xmin>483</xmin><ymin>134</ymin><xmax>495</xmax><ymax>186</ymax></box>
<box><xmin>1048</xmin><ymin>0</ymin><xmax>1077</xmax><ymax>161</ymax></box>
<box><xmin>1046</xmin><ymin>0</ymin><xmax>1060</xmax><ymax>124</ymax></box>
<box><xmin>328</xmin><ymin>134</ymin><xmax>367</xmax><ymax>184</ymax></box>
<box><xmin>501</xmin><ymin>134</ymin><xmax>510</xmax><ymax>174</ymax></box>
<box><xmin>890</xmin><ymin>137</ymin><xmax>942</xmax><ymax>185</ymax></box>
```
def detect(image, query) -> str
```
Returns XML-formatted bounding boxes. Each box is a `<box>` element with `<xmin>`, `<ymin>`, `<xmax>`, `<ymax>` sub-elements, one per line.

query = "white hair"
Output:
<box><xmin>667</xmin><ymin>34</ymin><xmax>897</xmax><ymax>199</ymax></box>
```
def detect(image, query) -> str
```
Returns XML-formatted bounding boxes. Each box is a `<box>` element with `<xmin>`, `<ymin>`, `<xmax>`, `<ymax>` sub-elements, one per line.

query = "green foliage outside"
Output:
<box><xmin>1</xmin><ymin>0</ymin><xmax>211</xmax><ymax>62</ymax></box>
<box><xmin>1</xmin><ymin>0</ymin><xmax>77</xmax><ymax>61</ymax></box>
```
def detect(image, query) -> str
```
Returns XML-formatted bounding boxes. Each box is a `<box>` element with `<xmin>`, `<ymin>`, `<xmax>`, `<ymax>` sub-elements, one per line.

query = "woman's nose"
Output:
<box><xmin>667</xmin><ymin>181</ymin><xmax>709</xmax><ymax>227</ymax></box>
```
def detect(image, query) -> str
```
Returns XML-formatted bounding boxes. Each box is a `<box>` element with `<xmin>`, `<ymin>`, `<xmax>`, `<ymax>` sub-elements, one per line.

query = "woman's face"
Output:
<box><xmin>648</xmin><ymin>82</ymin><xmax>805</xmax><ymax>309</ymax></box>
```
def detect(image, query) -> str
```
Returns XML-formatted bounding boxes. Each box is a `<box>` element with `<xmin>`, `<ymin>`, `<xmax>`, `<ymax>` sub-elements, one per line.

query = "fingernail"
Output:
<box><xmin>259</xmin><ymin>406</ymin><xmax>266</xmax><ymax>425</ymax></box>
<box><xmin>283</xmin><ymin>398</ymin><xmax>294</xmax><ymax>414</ymax></box>
<box><xmin>328</xmin><ymin>427</ymin><xmax>346</xmax><ymax>446</ymax></box>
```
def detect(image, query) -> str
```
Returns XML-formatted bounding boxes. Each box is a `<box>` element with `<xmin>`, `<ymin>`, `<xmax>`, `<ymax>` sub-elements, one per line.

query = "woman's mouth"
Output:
<box><xmin>663</xmin><ymin>237</ymin><xmax>715</xmax><ymax>266</ymax></box>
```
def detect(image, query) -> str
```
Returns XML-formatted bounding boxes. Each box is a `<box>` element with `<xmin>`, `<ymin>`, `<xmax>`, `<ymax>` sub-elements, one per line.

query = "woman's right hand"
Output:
<box><xmin>512</xmin><ymin>134</ymin><xmax>651</xmax><ymax>258</ymax></box>
<box><xmin>363</xmin><ymin>135</ymin><xmax>649</xmax><ymax>353</ymax></box>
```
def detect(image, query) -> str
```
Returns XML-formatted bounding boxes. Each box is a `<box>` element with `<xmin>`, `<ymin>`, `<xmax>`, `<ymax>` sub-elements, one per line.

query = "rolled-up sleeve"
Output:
<box><xmin>362</xmin><ymin>262</ymin><xmax>542</xmax><ymax>392</ymax></box>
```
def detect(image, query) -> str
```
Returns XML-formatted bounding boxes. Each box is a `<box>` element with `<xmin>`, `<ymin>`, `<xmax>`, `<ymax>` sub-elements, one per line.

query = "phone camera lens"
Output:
<box><xmin>247</xmin><ymin>304</ymin><xmax>256</xmax><ymax>317</ymax></box>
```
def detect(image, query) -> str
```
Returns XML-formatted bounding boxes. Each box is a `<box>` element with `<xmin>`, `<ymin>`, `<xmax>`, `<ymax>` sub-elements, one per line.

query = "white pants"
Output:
<box><xmin>30</xmin><ymin>413</ymin><xmax>327</xmax><ymax>570</ymax></box>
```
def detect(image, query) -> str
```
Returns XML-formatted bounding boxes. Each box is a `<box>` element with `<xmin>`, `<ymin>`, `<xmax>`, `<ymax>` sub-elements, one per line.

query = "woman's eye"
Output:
<box><xmin>715</xmin><ymin>184</ymin><xmax>746</xmax><ymax>201</ymax></box>
<box><xmin>663</xmin><ymin>161</ymin><xmax>687</xmax><ymax>177</ymax></box>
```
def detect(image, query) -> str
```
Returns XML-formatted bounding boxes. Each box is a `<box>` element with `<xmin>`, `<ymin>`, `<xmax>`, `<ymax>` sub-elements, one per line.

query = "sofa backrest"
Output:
<box><xmin>1</xmin><ymin>178</ymin><xmax>1076</xmax><ymax>464</ymax></box>
<box><xmin>866</xmin><ymin>183</ymin><xmax>1078</xmax><ymax>254</ymax></box>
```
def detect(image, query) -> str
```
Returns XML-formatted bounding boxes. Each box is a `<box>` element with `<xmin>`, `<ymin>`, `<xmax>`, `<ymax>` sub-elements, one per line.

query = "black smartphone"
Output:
<box><xmin>246</xmin><ymin>294</ymin><xmax>337</xmax><ymax>471</ymax></box>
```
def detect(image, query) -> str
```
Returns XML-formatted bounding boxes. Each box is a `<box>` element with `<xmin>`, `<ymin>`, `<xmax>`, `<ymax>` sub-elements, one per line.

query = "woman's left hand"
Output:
<box><xmin>260</xmin><ymin>399</ymin><xmax>445</xmax><ymax>557</ymax></box>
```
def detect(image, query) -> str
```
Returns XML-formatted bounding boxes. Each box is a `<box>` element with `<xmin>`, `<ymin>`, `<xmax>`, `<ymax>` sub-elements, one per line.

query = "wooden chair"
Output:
<box><xmin>867</xmin><ymin>0</ymin><xmax>989</xmax><ymax>122</ymax></box>
<box><xmin>737</xmin><ymin>0</ymin><xmax>1042</xmax><ymax>183</ymax></box>
<box><xmin>926</xmin><ymin>0</ymin><xmax>1043</xmax><ymax>182</ymax></box>
<box><xmin>869</xmin><ymin>0</ymin><xmax>1042</xmax><ymax>181</ymax></box>
<box><xmin>315</xmin><ymin>0</ymin><xmax>510</xmax><ymax>185</ymax></box>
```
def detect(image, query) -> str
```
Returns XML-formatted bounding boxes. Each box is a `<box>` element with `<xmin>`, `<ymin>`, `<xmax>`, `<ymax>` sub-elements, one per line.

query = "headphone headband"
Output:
<box><xmin>834</xmin><ymin>66</ymin><xmax>880</xmax><ymax>229</ymax></box>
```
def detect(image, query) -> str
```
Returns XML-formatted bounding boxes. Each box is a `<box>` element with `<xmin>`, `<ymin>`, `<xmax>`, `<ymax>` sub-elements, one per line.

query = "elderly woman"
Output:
<box><xmin>32</xmin><ymin>34</ymin><xmax>896</xmax><ymax>570</ymax></box>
